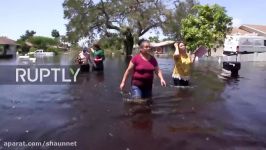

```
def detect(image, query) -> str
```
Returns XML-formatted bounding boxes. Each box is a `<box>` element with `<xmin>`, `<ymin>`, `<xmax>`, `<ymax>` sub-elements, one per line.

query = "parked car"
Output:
<box><xmin>29</xmin><ymin>49</ymin><xmax>54</xmax><ymax>57</ymax></box>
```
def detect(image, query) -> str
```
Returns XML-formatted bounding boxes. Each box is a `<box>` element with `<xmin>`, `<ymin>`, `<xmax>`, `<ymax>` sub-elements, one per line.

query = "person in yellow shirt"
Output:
<box><xmin>172</xmin><ymin>41</ymin><xmax>196</xmax><ymax>86</ymax></box>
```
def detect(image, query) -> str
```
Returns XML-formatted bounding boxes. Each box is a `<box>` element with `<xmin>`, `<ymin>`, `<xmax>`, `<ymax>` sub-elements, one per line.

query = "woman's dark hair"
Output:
<box><xmin>93</xmin><ymin>43</ymin><xmax>101</xmax><ymax>50</ymax></box>
<box><xmin>138</xmin><ymin>39</ymin><xmax>150</xmax><ymax>46</ymax></box>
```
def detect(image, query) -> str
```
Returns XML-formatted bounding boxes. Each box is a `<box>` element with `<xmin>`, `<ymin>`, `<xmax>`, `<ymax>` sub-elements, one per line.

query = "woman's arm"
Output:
<box><xmin>173</xmin><ymin>43</ymin><xmax>180</xmax><ymax>58</ymax></box>
<box><xmin>155</xmin><ymin>67</ymin><xmax>166</xmax><ymax>87</ymax></box>
<box><xmin>120</xmin><ymin>62</ymin><xmax>134</xmax><ymax>91</ymax></box>
<box><xmin>90</xmin><ymin>48</ymin><xmax>95</xmax><ymax>54</ymax></box>
<box><xmin>191</xmin><ymin>53</ymin><xmax>197</xmax><ymax>63</ymax></box>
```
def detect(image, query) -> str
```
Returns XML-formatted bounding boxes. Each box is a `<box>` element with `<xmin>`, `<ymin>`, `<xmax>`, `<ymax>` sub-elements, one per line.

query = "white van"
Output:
<box><xmin>223</xmin><ymin>35</ymin><xmax>266</xmax><ymax>55</ymax></box>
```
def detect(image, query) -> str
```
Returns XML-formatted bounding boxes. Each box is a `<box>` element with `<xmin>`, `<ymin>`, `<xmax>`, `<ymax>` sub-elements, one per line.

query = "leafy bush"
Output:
<box><xmin>29</xmin><ymin>47</ymin><xmax>37</xmax><ymax>52</ymax></box>
<box><xmin>47</xmin><ymin>47</ymin><xmax>60</xmax><ymax>55</ymax></box>
<box><xmin>16</xmin><ymin>40</ymin><xmax>30</xmax><ymax>54</ymax></box>
<box><xmin>29</xmin><ymin>36</ymin><xmax>58</xmax><ymax>50</ymax></box>
<box><xmin>98</xmin><ymin>35</ymin><xmax>123</xmax><ymax>51</ymax></box>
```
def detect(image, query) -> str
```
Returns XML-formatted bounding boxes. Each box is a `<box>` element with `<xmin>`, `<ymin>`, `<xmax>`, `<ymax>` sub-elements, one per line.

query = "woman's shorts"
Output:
<box><xmin>173</xmin><ymin>78</ymin><xmax>189</xmax><ymax>86</ymax></box>
<box><xmin>131</xmin><ymin>85</ymin><xmax>152</xmax><ymax>99</ymax></box>
<box><xmin>93</xmin><ymin>61</ymin><xmax>104</xmax><ymax>71</ymax></box>
<box><xmin>80</xmin><ymin>64</ymin><xmax>90</xmax><ymax>72</ymax></box>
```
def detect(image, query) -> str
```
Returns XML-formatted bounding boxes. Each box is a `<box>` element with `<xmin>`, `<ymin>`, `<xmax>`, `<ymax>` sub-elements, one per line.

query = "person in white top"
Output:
<box><xmin>76</xmin><ymin>48</ymin><xmax>92</xmax><ymax>72</ymax></box>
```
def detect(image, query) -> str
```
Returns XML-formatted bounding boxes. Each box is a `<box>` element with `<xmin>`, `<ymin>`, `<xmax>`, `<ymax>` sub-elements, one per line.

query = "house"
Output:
<box><xmin>150</xmin><ymin>40</ymin><xmax>175</xmax><ymax>54</ymax></box>
<box><xmin>0</xmin><ymin>36</ymin><xmax>18</xmax><ymax>58</ymax></box>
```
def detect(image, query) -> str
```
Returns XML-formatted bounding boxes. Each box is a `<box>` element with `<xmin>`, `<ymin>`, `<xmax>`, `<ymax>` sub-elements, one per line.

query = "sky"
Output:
<box><xmin>1</xmin><ymin>0</ymin><xmax>266</xmax><ymax>41</ymax></box>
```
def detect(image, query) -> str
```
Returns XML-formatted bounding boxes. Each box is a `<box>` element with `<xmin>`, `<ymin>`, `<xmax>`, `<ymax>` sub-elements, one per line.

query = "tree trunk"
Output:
<box><xmin>123</xmin><ymin>30</ymin><xmax>134</xmax><ymax>56</ymax></box>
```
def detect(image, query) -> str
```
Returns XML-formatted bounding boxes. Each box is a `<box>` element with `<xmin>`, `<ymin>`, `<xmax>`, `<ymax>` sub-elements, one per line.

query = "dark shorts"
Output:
<box><xmin>173</xmin><ymin>78</ymin><xmax>189</xmax><ymax>86</ymax></box>
<box><xmin>80</xmin><ymin>64</ymin><xmax>90</xmax><ymax>72</ymax></box>
<box><xmin>93</xmin><ymin>61</ymin><xmax>104</xmax><ymax>71</ymax></box>
<box><xmin>131</xmin><ymin>85</ymin><xmax>152</xmax><ymax>99</ymax></box>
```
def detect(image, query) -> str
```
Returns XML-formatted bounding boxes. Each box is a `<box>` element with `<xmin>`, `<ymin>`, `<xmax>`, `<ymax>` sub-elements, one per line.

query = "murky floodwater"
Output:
<box><xmin>0</xmin><ymin>53</ymin><xmax>266</xmax><ymax>150</ymax></box>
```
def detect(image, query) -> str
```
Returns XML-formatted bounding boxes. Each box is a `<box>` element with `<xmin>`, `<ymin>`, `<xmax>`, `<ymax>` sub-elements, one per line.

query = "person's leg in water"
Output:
<box><xmin>140</xmin><ymin>87</ymin><xmax>153</xmax><ymax>105</ymax></box>
<box><xmin>131</xmin><ymin>85</ymin><xmax>142</xmax><ymax>99</ymax></box>
<box><xmin>140</xmin><ymin>87</ymin><xmax>152</xmax><ymax>98</ymax></box>
<box><xmin>128</xmin><ymin>86</ymin><xmax>152</xmax><ymax>115</ymax></box>
<box><xmin>93</xmin><ymin>61</ymin><xmax>104</xmax><ymax>71</ymax></box>
<box><xmin>131</xmin><ymin>86</ymin><xmax>152</xmax><ymax>99</ymax></box>
<box><xmin>80</xmin><ymin>64</ymin><xmax>90</xmax><ymax>73</ymax></box>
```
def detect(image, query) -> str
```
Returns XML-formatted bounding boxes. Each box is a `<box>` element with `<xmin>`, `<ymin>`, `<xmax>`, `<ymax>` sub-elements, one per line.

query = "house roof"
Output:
<box><xmin>150</xmin><ymin>40</ymin><xmax>175</xmax><ymax>47</ymax></box>
<box><xmin>0</xmin><ymin>37</ymin><xmax>16</xmax><ymax>45</ymax></box>
<box><xmin>241</xmin><ymin>24</ymin><xmax>266</xmax><ymax>34</ymax></box>
<box><xmin>230</xmin><ymin>28</ymin><xmax>250</xmax><ymax>35</ymax></box>
<box><xmin>238</xmin><ymin>24</ymin><xmax>266</xmax><ymax>36</ymax></box>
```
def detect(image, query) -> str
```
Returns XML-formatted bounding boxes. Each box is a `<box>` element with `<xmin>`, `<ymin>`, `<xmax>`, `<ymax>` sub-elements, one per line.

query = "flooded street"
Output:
<box><xmin>1</xmin><ymin>54</ymin><xmax>266</xmax><ymax>150</ymax></box>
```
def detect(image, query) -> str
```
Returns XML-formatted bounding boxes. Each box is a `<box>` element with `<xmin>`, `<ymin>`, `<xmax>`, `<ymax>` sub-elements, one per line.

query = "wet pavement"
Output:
<box><xmin>0</xmin><ymin>54</ymin><xmax>266</xmax><ymax>150</ymax></box>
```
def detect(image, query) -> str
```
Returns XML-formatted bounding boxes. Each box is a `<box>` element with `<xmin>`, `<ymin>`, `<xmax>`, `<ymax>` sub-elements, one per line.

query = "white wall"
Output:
<box><xmin>223</xmin><ymin>52</ymin><xmax>266</xmax><ymax>61</ymax></box>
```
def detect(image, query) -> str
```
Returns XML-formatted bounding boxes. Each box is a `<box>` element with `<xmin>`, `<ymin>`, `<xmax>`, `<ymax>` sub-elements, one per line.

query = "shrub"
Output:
<box><xmin>29</xmin><ymin>36</ymin><xmax>58</xmax><ymax>50</ymax></box>
<box><xmin>47</xmin><ymin>47</ymin><xmax>60</xmax><ymax>55</ymax></box>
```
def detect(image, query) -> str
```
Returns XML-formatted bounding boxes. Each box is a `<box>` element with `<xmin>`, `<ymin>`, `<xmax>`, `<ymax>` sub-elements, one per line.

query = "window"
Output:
<box><xmin>0</xmin><ymin>45</ymin><xmax>4</xmax><ymax>54</ymax></box>
<box><xmin>264</xmin><ymin>40</ymin><xmax>266</xmax><ymax>46</ymax></box>
<box><xmin>240</xmin><ymin>38</ymin><xmax>253</xmax><ymax>45</ymax></box>
<box><xmin>254</xmin><ymin>40</ymin><xmax>263</xmax><ymax>46</ymax></box>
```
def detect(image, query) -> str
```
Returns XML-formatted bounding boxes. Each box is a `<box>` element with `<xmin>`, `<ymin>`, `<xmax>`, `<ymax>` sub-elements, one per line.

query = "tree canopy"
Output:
<box><xmin>51</xmin><ymin>29</ymin><xmax>60</xmax><ymax>38</ymax></box>
<box><xmin>29</xmin><ymin>36</ymin><xmax>58</xmax><ymax>50</ymax></box>
<box><xmin>63</xmin><ymin>0</ymin><xmax>171</xmax><ymax>55</ymax></box>
<box><xmin>19</xmin><ymin>30</ymin><xmax>36</xmax><ymax>41</ymax></box>
<box><xmin>181</xmin><ymin>4</ymin><xmax>233</xmax><ymax>52</ymax></box>
<box><xmin>162</xmin><ymin>0</ymin><xmax>198</xmax><ymax>40</ymax></box>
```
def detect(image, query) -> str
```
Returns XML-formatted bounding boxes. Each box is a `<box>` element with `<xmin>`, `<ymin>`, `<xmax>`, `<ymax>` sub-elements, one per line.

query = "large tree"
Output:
<box><xmin>19</xmin><ymin>30</ymin><xmax>36</xmax><ymax>41</ymax></box>
<box><xmin>181</xmin><ymin>4</ymin><xmax>233</xmax><ymax>52</ymax></box>
<box><xmin>17</xmin><ymin>30</ymin><xmax>36</xmax><ymax>54</ymax></box>
<box><xmin>63</xmin><ymin>0</ymin><xmax>171</xmax><ymax>55</ymax></box>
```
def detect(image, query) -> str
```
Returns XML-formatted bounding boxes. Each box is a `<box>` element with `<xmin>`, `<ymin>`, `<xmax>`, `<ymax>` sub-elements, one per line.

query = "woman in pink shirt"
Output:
<box><xmin>120</xmin><ymin>39</ymin><xmax>166</xmax><ymax>99</ymax></box>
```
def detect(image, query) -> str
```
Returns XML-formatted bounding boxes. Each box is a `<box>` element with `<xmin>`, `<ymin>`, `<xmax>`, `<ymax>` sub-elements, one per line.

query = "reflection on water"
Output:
<box><xmin>0</xmin><ymin>54</ymin><xmax>266</xmax><ymax>149</ymax></box>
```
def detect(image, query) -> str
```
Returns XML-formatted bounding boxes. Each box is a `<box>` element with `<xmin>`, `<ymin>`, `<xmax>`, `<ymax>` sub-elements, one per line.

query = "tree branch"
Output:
<box><xmin>140</xmin><ymin>23</ymin><xmax>160</xmax><ymax>36</ymax></box>
<box><xmin>99</xmin><ymin>0</ymin><xmax>121</xmax><ymax>31</ymax></box>
<box><xmin>137</xmin><ymin>21</ymin><xmax>143</xmax><ymax>36</ymax></box>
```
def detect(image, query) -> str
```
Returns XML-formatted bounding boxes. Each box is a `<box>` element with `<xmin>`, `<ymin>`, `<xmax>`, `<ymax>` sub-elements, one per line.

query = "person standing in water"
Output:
<box><xmin>76</xmin><ymin>47</ymin><xmax>91</xmax><ymax>72</ymax></box>
<box><xmin>90</xmin><ymin>43</ymin><xmax>105</xmax><ymax>71</ymax></box>
<box><xmin>172</xmin><ymin>41</ymin><xmax>198</xmax><ymax>86</ymax></box>
<box><xmin>120</xmin><ymin>39</ymin><xmax>166</xmax><ymax>99</ymax></box>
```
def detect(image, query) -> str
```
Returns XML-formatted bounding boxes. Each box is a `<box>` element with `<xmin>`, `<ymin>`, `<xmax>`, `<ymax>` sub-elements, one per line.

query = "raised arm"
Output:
<box><xmin>120</xmin><ymin>62</ymin><xmax>134</xmax><ymax>91</ymax></box>
<box><xmin>173</xmin><ymin>43</ymin><xmax>180</xmax><ymax>58</ymax></box>
<box><xmin>90</xmin><ymin>47</ymin><xmax>95</xmax><ymax>54</ymax></box>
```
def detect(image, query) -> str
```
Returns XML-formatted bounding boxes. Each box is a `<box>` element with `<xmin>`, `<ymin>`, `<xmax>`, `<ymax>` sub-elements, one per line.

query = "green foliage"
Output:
<box><xmin>51</xmin><ymin>29</ymin><xmax>60</xmax><ymax>38</ymax></box>
<box><xmin>98</xmin><ymin>34</ymin><xmax>123</xmax><ymax>51</ymax></box>
<box><xmin>181</xmin><ymin>4</ymin><xmax>232</xmax><ymax>52</ymax></box>
<box><xmin>162</xmin><ymin>0</ymin><xmax>198</xmax><ymax>39</ymax></box>
<box><xmin>20</xmin><ymin>30</ymin><xmax>36</xmax><ymax>41</ymax></box>
<box><xmin>63</xmin><ymin>0</ymin><xmax>172</xmax><ymax>55</ymax></box>
<box><xmin>29</xmin><ymin>36</ymin><xmax>58</xmax><ymax>50</ymax></box>
<box><xmin>16</xmin><ymin>40</ymin><xmax>30</xmax><ymax>54</ymax></box>
<box><xmin>148</xmin><ymin>36</ymin><xmax>159</xmax><ymax>42</ymax></box>
<box><xmin>47</xmin><ymin>47</ymin><xmax>60</xmax><ymax>55</ymax></box>
<box><xmin>29</xmin><ymin>47</ymin><xmax>37</xmax><ymax>52</ymax></box>
<box><xmin>17</xmin><ymin>30</ymin><xmax>36</xmax><ymax>54</ymax></box>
